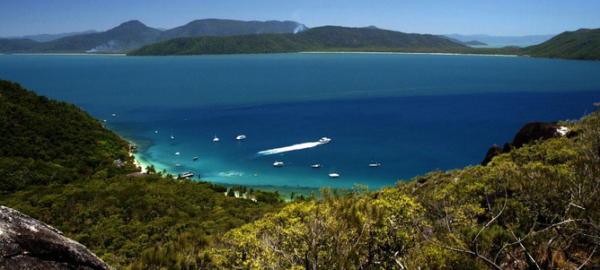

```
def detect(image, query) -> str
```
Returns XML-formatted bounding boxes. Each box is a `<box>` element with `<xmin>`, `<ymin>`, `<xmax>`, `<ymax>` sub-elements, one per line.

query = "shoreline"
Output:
<box><xmin>299</xmin><ymin>51</ymin><xmax>519</xmax><ymax>57</ymax></box>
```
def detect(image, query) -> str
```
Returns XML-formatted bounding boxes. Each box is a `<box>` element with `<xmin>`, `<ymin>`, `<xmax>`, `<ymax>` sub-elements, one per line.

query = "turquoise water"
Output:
<box><xmin>1</xmin><ymin>53</ymin><xmax>600</xmax><ymax>190</ymax></box>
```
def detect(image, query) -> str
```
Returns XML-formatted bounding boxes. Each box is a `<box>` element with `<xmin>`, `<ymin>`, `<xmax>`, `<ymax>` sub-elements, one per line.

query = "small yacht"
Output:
<box><xmin>170</xmin><ymin>135</ymin><xmax>175</xmax><ymax>140</ymax></box>
<box><xmin>181</xmin><ymin>172</ymin><xmax>194</xmax><ymax>178</ymax></box>
<box><xmin>273</xmin><ymin>161</ymin><xmax>284</xmax><ymax>167</ymax></box>
<box><xmin>175</xmin><ymin>163</ymin><xmax>181</xmax><ymax>167</ymax></box>
<box><xmin>155</xmin><ymin>130</ymin><xmax>158</xmax><ymax>134</ymax></box>
<box><xmin>236</xmin><ymin>135</ymin><xmax>246</xmax><ymax>140</ymax></box>
<box><xmin>368</xmin><ymin>162</ymin><xmax>380</xmax><ymax>167</ymax></box>
<box><xmin>213</xmin><ymin>135</ymin><xmax>220</xmax><ymax>142</ymax></box>
<box><xmin>175</xmin><ymin>152</ymin><xmax>180</xmax><ymax>156</ymax></box>
<box><xmin>318</xmin><ymin>137</ymin><xmax>331</xmax><ymax>144</ymax></box>
<box><xmin>311</xmin><ymin>164</ymin><xmax>322</xmax><ymax>168</ymax></box>
<box><xmin>112</xmin><ymin>113</ymin><xmax>116</xmax><ymax>117</ymax></box>
<box><xmin>193</xmin><ymin>157</ymin><xmax>198</xmax><ymax>161</ymax></box>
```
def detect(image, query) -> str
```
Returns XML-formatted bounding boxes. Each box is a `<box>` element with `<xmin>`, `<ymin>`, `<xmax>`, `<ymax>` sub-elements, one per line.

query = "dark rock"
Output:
<box><xmin>0</xmin><ymin>206</ymin><xmax>113</xmax><ymax>270</ymax></box>
<box><xmin>512</xmin><ymin>122</ymin><xmax>562</xmax><ymax>149</ymax></box>
<box><xmin>481</xmin><ymin>144</ymin><xmax>503</xmax><ymax>166</ymax></box>
<box><xmin>502</xmin><ymin>142</ymin><xmax>514</xmax><ymax>153</ymax></box>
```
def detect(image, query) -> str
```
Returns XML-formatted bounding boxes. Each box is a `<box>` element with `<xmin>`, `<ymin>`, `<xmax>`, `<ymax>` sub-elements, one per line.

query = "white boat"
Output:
<box><xmin>193</xmin><ymin>157</ymin><xmax>198</xmax><ymax>161</ymax></box>
<box><xmin>318</xmin><ymin>137</ymin><xmax>331</xmax><ymax>144</ymax></box>
<box><xmin>368</xmin><ymin>163</ymin><xmax>380</xmax><ymax>167</ymax></box>
<box><xmin>175</xmin><ymin>152</ymin><xmax>180</xmax><ymax>155</ymax></box>
<box><xmin>181</xmin><ymin>172</ymin><xmax>194</xmax><ymax>178</ymax></box>
<box><xmin>311</xmin><ymin>164</ymin><xmax>322</xmax><ymax>168</ymax></box>
<box><xmin>236</xmin><ymin>135</ymin><xmax>246</xmax><ymax>140</ymax></box>
<box><xmin>273</xmin><ymin>161</ymin><xmax>284</xmax><ymax>167</ymax></box>
<box><xmin>213</xmin><ymin>135</ymin><xmax>220</xmax><ymax>142</ymax></box>
<box><xmin>112</xmin><ymin>113</ymin><xmax>116</xmax><ymax>117</ymax></box>
<box><xmin>175</xmin><ymin>163</ymin><xmax>180</xmax><ymax>167</ymax></box>
<box><xmin>170</xmin><ymin>135</ymin><xmax>174</xmax><ymax>140</ymax></box>
<box><xmin>328</xmin><ymin>167</ymin><xmax>340</xmax><ymax>178</ymax></box>
<box><xmin>155</xmin><ymin>130</ymin><xmax>158</xmax><ymax>134</ymax></box>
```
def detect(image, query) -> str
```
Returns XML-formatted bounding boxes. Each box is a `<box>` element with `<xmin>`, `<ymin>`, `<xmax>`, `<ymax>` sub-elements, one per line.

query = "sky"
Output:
<box><xmin>1</xmin><ymin>0</ymin><xmax>599</xmax><ymax>37</ymax></box>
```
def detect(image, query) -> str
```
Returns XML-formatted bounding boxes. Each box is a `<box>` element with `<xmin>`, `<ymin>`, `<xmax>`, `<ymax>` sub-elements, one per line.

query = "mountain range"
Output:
<box><xmin>4</xmin><ymin>30</ymin><xmax>97</xmax><ymax>42</ymax></box>
<box><xmin>129</xmin><ymin>26</ymin><xmax>468</xmax><ymax>55</ymax></box>
<box><xmin>445</xmin><ymin>33</ymin><xmax>555</xmax><ymax>45</ymax></box>
<box><xmin>0</xmin><ymin>19</ymin><xmax>307</xmax><ymax>53</ymax></box>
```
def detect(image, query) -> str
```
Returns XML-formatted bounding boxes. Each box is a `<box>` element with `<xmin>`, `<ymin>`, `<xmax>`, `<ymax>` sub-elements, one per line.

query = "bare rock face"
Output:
<box><xmin>481</xmin><ymin>122</ymin><xmax>569</xmax><ymax>166</ymax></box>
<box><xmin>0</xmin><ymin>206</ymin><xmax>113</xmax><ymax>270</ymax></box>
<box><xmin>512</xmin><ymin>122</ymin><xmax>563</xmax><ymax>149</ymax></box>
<box><xmin>481</xmin><ymin>144</ymin><xmax>503</xmax><ymax>166</ymax></box>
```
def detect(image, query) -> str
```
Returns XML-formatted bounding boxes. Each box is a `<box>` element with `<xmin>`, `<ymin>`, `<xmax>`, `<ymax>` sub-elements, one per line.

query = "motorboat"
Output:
<box><xmin>175</xmin><ymin>164</ymin><xmax>180</xmax><ymax>167</ymax></box>
<box><xmin>318</xmin><ymin>137</ymin><xmax>331</xmax><ymax>144</ymax></box>
<box><xmin>181</xmin><ymin>172</ymin><xmax>194</xmax><ymax>178</ymax></box>
<box><xmin>236</xmin><ymin>135</ymin><xmax>246</xmax><ymax>140</ymax></box>
<box><xmin>311</xmin><ymin>164</ymin><xmax>322</xmax><ymax>168</ymax></box>
<box><xmin>328</xmin><ymin>167</ymin><xmax>339</xmax><ymax>178</ymax></box>
<box><xmin>273</xmin><ymin>161</ymin><xmax>284</xmax><ymax>167</ymax></box>
<box><xmin>193</xmin><ymin>157</ymin><xmax>198</xmax><ymax>161</ymax></box>
<box><xmin>175</xmin><ymin>152</ymin><xmax>180</xmax><ymax>156</ymax></box>
<box><xmin>368</xmin><ymin>163</ymin><xmax>380</xmax><ymax>167</ymax></box>
<box><xmin>170</xmin><ymin>135</ymin><xmax>174</xmax><ymax>140</ymax></box>
<box><xmin>213</xmin><ymin>135</ymin><xmax>220</xmax><ymax>142</ymax></box>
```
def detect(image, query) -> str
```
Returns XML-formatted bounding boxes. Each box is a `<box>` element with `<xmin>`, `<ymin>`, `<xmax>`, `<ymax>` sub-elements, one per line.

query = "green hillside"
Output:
<box><xmin>1</xmin><ymin>78</ymin><xmax>599</xmax><ymax>269</ymax></box>
<box><xmin>523</xmin><ymin>28</ymin><xmax>600</xmax><ymax>60</ymax></box>
<box><xmin>0</xmin><ymin>79</ymin><xmax>284</xmax><ymax>269</ymax></box>
<box><xmin>129</xmin><ymin>26</ymin><xmax>468</xmax><ymax>55</ymax></box>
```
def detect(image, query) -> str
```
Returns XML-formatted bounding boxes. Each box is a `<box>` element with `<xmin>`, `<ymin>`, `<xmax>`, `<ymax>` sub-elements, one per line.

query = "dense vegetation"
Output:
<box><xmin>0</xmin><ymin>79</ymin><xmax>284</xmax><ymax>269</ymax></box>
<box><xmin>0</xmin><ymin>80</ymin><xmax>137</xmax><ymax>192</ymax></box>
<box><xmin>211</xmin><ymin>106</ymin><xmax>600</xmax><ymax>269</ymax></box>
<box><xmin>2</xmin><ymin>79</ymin><xmax>599</xmax><ymax>269</ymax></box>
<box><xmin>522</xmin><ymin>28</ymin><xmax>600</xmax><ymax>60</ymax></box>
<box><xmin>128</xmin><ymin>26</ymin><xmax>468</xmax><ymax>55</ymax></box>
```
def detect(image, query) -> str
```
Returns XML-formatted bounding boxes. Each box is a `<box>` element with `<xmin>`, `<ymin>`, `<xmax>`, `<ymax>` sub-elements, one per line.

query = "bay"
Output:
<box><xmin>1</xmin><ymin>53</ymin><xmax>599</xmax><ymax>192</ymax></box>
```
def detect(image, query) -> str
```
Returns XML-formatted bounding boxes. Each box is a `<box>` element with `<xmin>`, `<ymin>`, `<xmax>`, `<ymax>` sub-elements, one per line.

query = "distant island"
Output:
<box><xmin>1</xmin><ymin>18</ymin><xmax>599</xmax><ymax>61</ymax></box>
<box><xmin>0</xmin><ymin>19</ymin><xmax>307</xmax><ymax>53</ymax></box>
<box><xmin>129</xmin><ymin>26</ymin><xmax>600</xmax><ymax>61</ymax></box>
<box><xmin>128</xmin><ymin>26</ymin><xmax>468</xmax><ymax>55</ymax></box>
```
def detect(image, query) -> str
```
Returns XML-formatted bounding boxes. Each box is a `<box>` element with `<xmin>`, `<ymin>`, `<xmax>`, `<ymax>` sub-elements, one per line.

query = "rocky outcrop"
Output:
<box><xmin>0</xmin><ymin>206</ymin><xmax>113</xmax><ymax>270</ymax></box>
<box><xmin>481</xmin><ymin>122</ymin><xmax>569</xmax><ymax>166</ymax></box>
<box><xmin>512</xmin><ymin>122</ymin><xmax>563</xmax><ymax>148</ymax></box>
<box><xmin>481</xmin><ymin>144</ymin><xmax>503</xmax><ymax>166</ymax></box>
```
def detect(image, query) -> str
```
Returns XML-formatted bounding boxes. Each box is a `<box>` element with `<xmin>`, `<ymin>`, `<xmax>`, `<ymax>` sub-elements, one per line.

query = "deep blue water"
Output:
<box><xmin>1</xmin><ymin>53</ymin><xmax>599</xmax><ymax>191</ymax></box>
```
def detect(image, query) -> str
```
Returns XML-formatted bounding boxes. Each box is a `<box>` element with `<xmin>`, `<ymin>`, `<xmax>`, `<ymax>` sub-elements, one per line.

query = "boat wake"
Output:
<box><xmin>257</xmin><ymin>141</ymin><xmax>321</xmax><ymax>156</ymax></box>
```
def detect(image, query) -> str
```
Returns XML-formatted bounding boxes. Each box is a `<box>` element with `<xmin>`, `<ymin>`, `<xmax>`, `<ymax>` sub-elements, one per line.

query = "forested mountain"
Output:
<box><xmin>522</xmin><ymin>28</ymin><xmax>600</xmax><ymax>60</ymax></box>
<box><xmin>156</xmin><ymin>19</ymin><xmax>306</xmax><ymax>42</ymax></box>
<box><xmin>2</xmin><ymin>78</ymin><xmax>599</xmax><ymax>269</ymax></box>
<box><xmin>0</xmin><ymin>19</ymin><xmax>306</xmax><ymax>53</ymax></box>
<box><xmin>129</xmin><ymin>26</ymin><xmax>468</xmax><ymax>55</ymax></box>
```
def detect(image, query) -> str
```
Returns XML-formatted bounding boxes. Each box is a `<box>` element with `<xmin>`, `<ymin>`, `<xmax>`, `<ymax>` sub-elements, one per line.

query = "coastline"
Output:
<box><xmin>298</xmin><ymin>51</ymin><xmax>519</xmax><ymax>57</ymax></box>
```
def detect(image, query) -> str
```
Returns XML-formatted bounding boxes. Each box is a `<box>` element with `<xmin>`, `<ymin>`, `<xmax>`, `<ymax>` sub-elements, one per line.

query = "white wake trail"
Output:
<box><xmin>257</xmin><ymin>142</ymin><xmax>321</xmax><ymax>156</ymax></box>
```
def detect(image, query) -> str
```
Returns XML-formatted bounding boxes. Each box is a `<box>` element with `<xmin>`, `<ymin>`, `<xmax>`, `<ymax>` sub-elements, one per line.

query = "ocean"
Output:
<box><xmin>2</xmin><ymin>53</ymin><xmax>599</xmax><ymax>194</ymax></box>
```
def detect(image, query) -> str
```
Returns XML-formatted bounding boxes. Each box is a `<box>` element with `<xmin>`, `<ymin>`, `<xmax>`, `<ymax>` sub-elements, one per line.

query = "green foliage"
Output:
<box><xmin>128</xmin><ymin>26</ymin><xmax>468</xmax><ymax>56</ymax></box>
<box><xmin>2</xmin><ymin>79</ymin><xmax>600</xmax><ymax>269</ymax></box>
<box><xmin>522</xmin><ymin>28</ymin><xmax>600</xmax><ymax>60</ymax></box>
<box><xmin>0</xmin><ymin>80</ymin><xmax>137</xmax><ymax>193</ymax></box>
